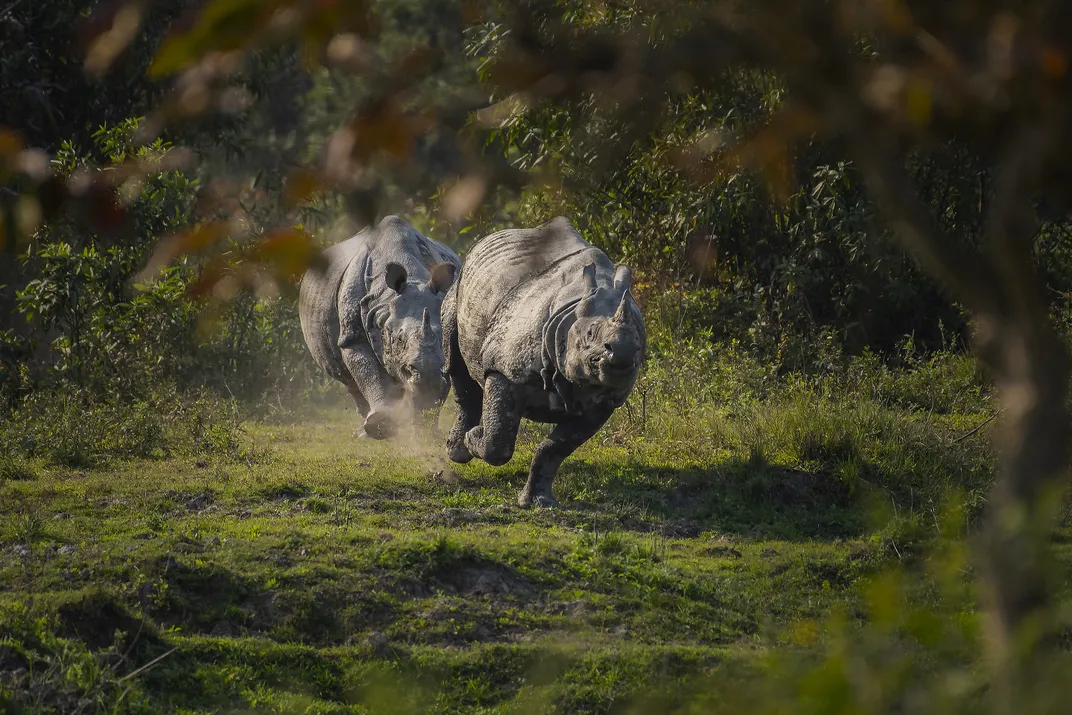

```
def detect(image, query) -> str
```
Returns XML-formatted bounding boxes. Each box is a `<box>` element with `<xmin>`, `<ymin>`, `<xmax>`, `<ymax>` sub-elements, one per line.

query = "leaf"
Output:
<box><xmin>348</xmin><ymin>99</ymin><xmax>420</xmax><ymax>162</ymax></box>
<box><xmin>149</xmin><ymin>0</ymin><xmax>280</xmax><ymax>77</ymax></box>
<box><xmin>135</xmin><ymin>221</ymin><xmax>230</xmax><ymax>283</ymax></box>
<box><xmin>83</xmin><ymin>1</ymin><xmax>146</xmax><ymax>78</ymax></box>
<box><xmin>0</xmin><ymin>129</ymin><xmax>25</xmax><ymax>157</ymax></box>
<box><xmin>284</xmin><ymin>169</ymin><xmax>326</xmax><ymax>207</ymax></box>
<box><xmin>251</xmin><ymin>227</ymin><xmax>318</xmax><ymax>278</ymax></box>
<box><xmin>716</xmin><ymin>104</ymin><xmax>823</xmax><ymax>201</ymax></box>
<box><xmin>442</xmin><ymin>175</ymin><xmax>487</xmax><ymax>222</ymax></box>
<box><xmin>83</xmin><ymin>184</ymin><xmax>129</xmax><ymax>233</ymax></box>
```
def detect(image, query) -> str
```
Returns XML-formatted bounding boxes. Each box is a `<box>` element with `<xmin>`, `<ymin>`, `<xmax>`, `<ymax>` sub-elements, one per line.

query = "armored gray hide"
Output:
<box><xmin>442</xmin><ymin>216</ymin><xmax>646</xmax><ymax>507</ymax></box>
<box><xmin>299</xmin><ymin>215</ymin><xmax>461</xmax><ymax>438</ymax></box>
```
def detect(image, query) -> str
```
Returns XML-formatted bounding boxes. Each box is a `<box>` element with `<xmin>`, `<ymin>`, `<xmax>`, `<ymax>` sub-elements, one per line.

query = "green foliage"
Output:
<box><xmin>0</xmin><ymin>387</ymin><xmax>259</xmax><ymax>470</ymax></box>
<box><xmin>3</xmin><ymin>119</ymin><xmax>329</xmax><ymax>466</ymax></box>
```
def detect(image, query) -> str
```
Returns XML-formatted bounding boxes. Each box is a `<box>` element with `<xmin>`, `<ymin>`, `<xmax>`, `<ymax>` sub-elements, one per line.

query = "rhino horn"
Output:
<box><xmin>421</xmin><ymin>308</ymin><xmax>432</xmax><ymax>336</ymax></box>
<box><xmin>612</xmin><ymin>290</ymin><xmax>631</xmax><ymax>325</ymax></box>
<box><xmin>582</xmin><ymin>263</ymin><xmax>597</xmax><ymax>293</ymax></box>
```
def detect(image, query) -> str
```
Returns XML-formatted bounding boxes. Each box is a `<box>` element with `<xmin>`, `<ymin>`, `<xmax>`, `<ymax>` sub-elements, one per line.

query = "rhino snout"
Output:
<box><xmin>401</xmin><ymin>355</ymin><xmax>449</xmax><ymax>408</ymax></box>
<box><xmin>410</xmin><ymin>372</ymin><xmax>450</xmax><ymax>411</ymax></box>
<box><xmin>600</xmin><ymin>344</ymin><xmax>639</xmax><ymax>373</ymax></box>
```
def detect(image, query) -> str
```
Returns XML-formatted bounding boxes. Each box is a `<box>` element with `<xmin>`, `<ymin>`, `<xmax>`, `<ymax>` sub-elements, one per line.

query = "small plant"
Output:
<box><xmin>6</xmin><ymin>511</ymin><xmax>47</xmax><ymax>544</ymax></box>
<box><xmin>0</xmin><ymin>454</ymin><xmax>35</xmax><ymax>481</ymax></box>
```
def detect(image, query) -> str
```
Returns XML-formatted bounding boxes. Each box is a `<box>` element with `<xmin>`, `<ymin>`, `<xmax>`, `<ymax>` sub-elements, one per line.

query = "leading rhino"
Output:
<box><xmin>442</xmin><ymin>216</ymin><xmax>646</xmax><ymax>507</ymax></box>
<box><xmin>299</xmin><ymin>215</ymin><xmax>462</xmax><ymax>438</ymax></box>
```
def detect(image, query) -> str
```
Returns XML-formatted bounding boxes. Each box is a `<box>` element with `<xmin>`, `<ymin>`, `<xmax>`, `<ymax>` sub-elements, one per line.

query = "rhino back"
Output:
<box><xmin>483</xmin><ymin>248</ymin><xmax>620</xmax><ymax>379</ymax></box>
<box><xmin>339</xmin><ymin>216</ymin><xmax>461</xmax><ymax>343</ymax></box>
<box><xmin>299</xmin><ymin>231</ymin><xmax>371</xmax><ymax>382</ymax></box>
<box><xmin>456</xmin><ymin>217</ymin><xmax>618</xmax><ymax>383</ymax></box>
<box><xmin>455</xmin><ymin>218</ymin><xmax>589</xmax><ymax>346</ymax></box>
<box><xmin>367</xmin><ymin>215</ymin><xmax>462</xmax><ymax>286</ymax></box>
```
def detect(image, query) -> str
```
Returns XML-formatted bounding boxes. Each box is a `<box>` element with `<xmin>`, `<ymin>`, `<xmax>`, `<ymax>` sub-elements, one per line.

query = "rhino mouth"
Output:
<box><xmin>599</xmin><ymin>354</ymin><xmax>638</xmax><ymax>381</ymax></box>
<box><xmin>408</xmin><ymin>375</ymin><xmax>450</xmax><ymax>411</ymax></box>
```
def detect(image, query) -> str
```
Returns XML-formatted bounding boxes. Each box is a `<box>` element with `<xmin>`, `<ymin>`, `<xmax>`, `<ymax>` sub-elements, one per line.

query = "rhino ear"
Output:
<box><xmin>613</xmin><ymin>264</ymin><xmax>632</xmax><ymax>292</ymax></box>
<box><xmin>429</xmin><ymin>262</ymin><xmax>457</xmax><ymax>295</ymax></box>
<box><xmin>582</xmin><ymin>263</ymin><xmax>597</xmax><ymax>293</ymax></box>
<box><xmin>385</xmin><ymin>262</ymin><xmax>408</xmax><ymax>294</ymax></box>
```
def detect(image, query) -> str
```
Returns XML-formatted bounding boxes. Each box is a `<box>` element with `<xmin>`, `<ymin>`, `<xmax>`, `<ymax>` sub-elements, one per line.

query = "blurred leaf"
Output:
<box><xmin>283</xmin><ymin>169</ymin><xmax>326</xmax><ymax>207</ymax></box>
<box><xmin>348</xmin><ymin>99</ymin><xmax>419</xmax><ymax>162</ymax></box>
<box><xmin>150</xmin><ymin>0</ymin><xmax>280</xmax><ymax>78</ymax></box>
<box><xmin>442</xmin><ymin>174</ymin><xmax>487</xmax><ymax>222</ymax></box>
<box><xmin>251</xmin><ymin>227</ymin><xmax>317</xmax><ymax>278</ymax></box>
<box><xmin>136</xmin><ymin>221</ymin><xmax>231</xmax><ymax>282</ymax></box>
<box><xmin>83</xmin><ymin>183</ymin><xmax>129</xmax><ymax>233</ymax></box>
<box><xmin>717</xmin><ymin>104</ymin><xmax>823</xmax><ymax>200</ymax></box>
<box><xmin>0</xmin><ymin>129</ymin><xmax>25</xmax><ymax>159</ymax></box>
<box><xmin>82</xmin><ymin>1</ymin><xmax>146</xmax><ymax>78</ymax></box>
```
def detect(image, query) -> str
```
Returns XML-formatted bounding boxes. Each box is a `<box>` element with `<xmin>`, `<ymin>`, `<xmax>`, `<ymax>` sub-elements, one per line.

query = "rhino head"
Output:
<box><xmin>563</xmin><ymin>263</ymin><xmax>645</xmax><ymax>389</ymax></box>
<box><xmin>378</xmin><ymin>261</ymin><xmax>456</xmax><ymax>412</ymax></box>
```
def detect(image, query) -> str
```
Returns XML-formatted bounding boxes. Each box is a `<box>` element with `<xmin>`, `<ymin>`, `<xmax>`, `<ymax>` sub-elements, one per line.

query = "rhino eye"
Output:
<box><xmin>586</xmin><ymin>325</ymin><xmax>595</xmax><ymax>340</ymax></box>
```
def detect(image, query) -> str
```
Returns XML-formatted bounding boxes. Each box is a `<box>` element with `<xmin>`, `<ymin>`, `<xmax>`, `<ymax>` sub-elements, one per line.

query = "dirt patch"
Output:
<box><xmin>257</xmin><ymin>481</ymin><xmax>311</xmax><ymax>501</ymax></box>
<box><xmin>444</xmin><ymin>561</ymin><xmax>536</xmax><ymax>600</ymax></box>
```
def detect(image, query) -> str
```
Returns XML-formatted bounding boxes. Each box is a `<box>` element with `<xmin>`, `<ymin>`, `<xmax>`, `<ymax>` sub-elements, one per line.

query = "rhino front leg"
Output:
<box><xmin>463</xmin><ymin>372</ymin><xmax>521</xmax><ymax>466</ymax></box>
<box><xmin>340</xmin><ymin>343</ymin><xmax>400</xmax><ymax>440</ymax></box>
<box><xmin>446</xmin><ymin>373</ymin><xmax>482</xmax><ymax>463</ymax></box>
<box><xmin>444</xmin><ymin>298</ymin><xmax>481</xmax><ymax>462</ymax></box>
<box><xmin>519</xmin><ymin>410</ymin><xmax>612</xmax><ymax>509</ymax></box>
<box><xmin>345</xmin><ymin>383</ymin><xmax>372</xmax><ymax>437</ymax></box>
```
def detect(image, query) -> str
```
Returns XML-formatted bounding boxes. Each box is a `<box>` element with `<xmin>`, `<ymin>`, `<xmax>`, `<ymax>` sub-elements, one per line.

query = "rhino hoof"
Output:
<box><xmin>462</xmin><ymin>426</ymin><xmax>484</xmax><ymax>455</ymax></box>
<box><xmin>518</xmin><ymin>491</ymin><xmax>558</xmax><ymax>509</ymax></box>
<box><xmin>363</xmin><ymin>411</ymin><xmax>394</xmax><ymax>440</ymax></box>
<box><xmin>447</xmin><ymin>442</ymin><xmax>473</xmax><ymax>464</ymax></box>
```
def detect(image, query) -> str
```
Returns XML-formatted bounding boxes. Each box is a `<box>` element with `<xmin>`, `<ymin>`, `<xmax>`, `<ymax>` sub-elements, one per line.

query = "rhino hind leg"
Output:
<box><xmin>462</xmin><ymin>372</ymin><xmax>521</xmax><ymax>467</ymax></box>
<box><xmin>519</xmin><ymin>410</ymin><xmax>612</xmax><ymax>509</ymax></box>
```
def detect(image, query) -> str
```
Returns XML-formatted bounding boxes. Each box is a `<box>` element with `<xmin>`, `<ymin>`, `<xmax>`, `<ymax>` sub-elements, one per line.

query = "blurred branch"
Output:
<box><xmin>839</xmin><ymin>113</ymin><xmax>994</xmax><ymax>311</ymax></box>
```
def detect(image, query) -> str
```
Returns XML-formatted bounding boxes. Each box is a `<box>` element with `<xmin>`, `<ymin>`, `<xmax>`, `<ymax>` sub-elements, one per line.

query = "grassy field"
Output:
<box><xmin>0</xmin><ymin>358</ymin><xmax>1047</xmax><ymax>713</ymax></box>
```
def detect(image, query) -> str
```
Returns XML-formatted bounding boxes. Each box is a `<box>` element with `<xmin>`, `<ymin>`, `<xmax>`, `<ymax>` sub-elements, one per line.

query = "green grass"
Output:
<box><xmin>0</xmin><ymin>354</ymin><xmax>1030</xmax><ymax>713</ymax></box>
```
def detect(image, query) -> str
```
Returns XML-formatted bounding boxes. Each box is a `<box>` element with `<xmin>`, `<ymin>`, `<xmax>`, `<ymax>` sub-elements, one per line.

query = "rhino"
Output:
<box><xmin>299</xmin><ymin>215</ymin><xmax>462</xmax><ymax>438</ymax></box>
<box><xmin>441</xmin><ymin>216</ymin><xmax>646</xmax><ymax>507</ymax></box>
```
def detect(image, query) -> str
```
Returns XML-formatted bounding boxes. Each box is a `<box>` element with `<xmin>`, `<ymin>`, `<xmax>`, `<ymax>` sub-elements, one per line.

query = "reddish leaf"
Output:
<box><xmin>252</xmin><ymin>227</ymin><xmax>318</xmax><ymax>278</ymax></box>
<box><xmin>0</xmin><ymin>129</ymin><xmax>25</xmax><ymax>161</ymax></box>
<box><xmin>136</xmin><ymin>221</ymin><xmax>231</xmax><ymax>282</ymax></box>
<box><xmin>349</xmin><ymin>99</ymin><xmax>416</xmax><ymax>162</ymax></box>
<box><xmin>85</xmin><ymin>184</ymin><xmax>128</xmax><ymax>232</ymax></box>
<box><xmin>284</xmin><ymin>169</ymin><xmax>327</xmax><ymax>207</ymax></box>
<box><xmin>150</xmin><ymin>0</ymin><xmax>283</xmax><ymax>77</ymax></box>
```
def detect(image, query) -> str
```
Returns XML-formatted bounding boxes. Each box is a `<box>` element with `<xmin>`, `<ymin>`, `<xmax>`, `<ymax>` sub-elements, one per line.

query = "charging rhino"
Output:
<box><xmin>442</xmin><ymin>216</ymin><xmax>646</xmax><ymax>507</ymax></box>
<box><xmin>299</xmin><ymin>215</ymin><xmax>461</xmax><ymax>438</ymax></box>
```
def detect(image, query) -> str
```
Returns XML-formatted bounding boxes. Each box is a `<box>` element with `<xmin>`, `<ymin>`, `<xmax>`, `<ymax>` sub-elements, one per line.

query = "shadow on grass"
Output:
<box><xmin>553</xmin><ymin>454</ymin><xmax>862</xmax><ymax>541</ymax></box>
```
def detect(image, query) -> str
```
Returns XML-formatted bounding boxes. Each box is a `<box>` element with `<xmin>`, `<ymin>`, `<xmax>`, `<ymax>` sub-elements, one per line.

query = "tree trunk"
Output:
<box><xmin>835</xmin><ymin>113</ymin><xmax>1071</xmax><ymax>709</ymax></box>
<box><xmin>974</xmin><ymin>315</ymin><xmax>1070</xmax><ymax>710</ymax></box>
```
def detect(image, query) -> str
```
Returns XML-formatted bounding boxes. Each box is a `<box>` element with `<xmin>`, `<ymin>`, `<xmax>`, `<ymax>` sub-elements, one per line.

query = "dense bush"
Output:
<box><xmin>1</xmin><ymin>120</ymin><xmax>329</xmax><ymax>465</ymax></box>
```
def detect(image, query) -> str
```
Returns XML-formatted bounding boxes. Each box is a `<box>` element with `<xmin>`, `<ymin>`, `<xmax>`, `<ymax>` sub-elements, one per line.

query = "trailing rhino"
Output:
<box><xmin>299</xmin><ymin>215</ymin><xmax>461</xmax><ymax>438</ymax></box>
<box><xmin>441</xmin><ymin>216</ymin><xmax>646</xmax><ymax>507</ymax></box>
